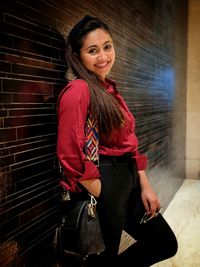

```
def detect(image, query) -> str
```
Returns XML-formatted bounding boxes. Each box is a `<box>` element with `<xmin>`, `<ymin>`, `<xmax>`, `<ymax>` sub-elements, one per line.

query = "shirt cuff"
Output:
<box><xmin>79</xmin><ymin>160</ymin><xmax>100</xmax><ymax>180</ymax></box>
<box><xmin>59</xmin><ymin>160</ymin><xmax>100</xmax><ymax>192</ymax></box>
<box><xmin>134</xmin><ymin>155</ymin><xmax>147</xmax><ymax>170</ymax></box>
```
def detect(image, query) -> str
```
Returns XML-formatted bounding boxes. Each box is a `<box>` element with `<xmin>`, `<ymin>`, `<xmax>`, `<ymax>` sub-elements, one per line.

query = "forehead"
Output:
<box><xmin>81</xmin><ymin>28</ymin><xmax>112</xmax><ymax>47</ymax></box>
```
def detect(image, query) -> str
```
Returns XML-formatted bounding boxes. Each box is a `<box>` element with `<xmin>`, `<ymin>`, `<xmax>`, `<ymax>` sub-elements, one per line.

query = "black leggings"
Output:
<box><xmin>86</xmin><ymin>155</ymin><xmax>178</xmax><ymax>267</ymax></box>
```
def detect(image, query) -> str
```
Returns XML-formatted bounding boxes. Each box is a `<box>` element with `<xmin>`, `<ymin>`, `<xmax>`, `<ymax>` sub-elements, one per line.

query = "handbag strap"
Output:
<box><xmin>84</xmin><ymin>111</ymin><xmax>99</xmax><ymax>165</ymax></box>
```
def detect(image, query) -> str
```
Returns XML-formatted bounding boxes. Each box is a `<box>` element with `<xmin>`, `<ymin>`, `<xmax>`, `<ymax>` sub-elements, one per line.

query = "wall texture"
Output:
<box><xmin>186</xmin><ymin>0</ymin><xmax>200</xmax><ymax>179</ymax></box>
<box><xmin>0</xmin><ymin>0</ymin><xmax>187</xmax><ymax>266</ymax></box>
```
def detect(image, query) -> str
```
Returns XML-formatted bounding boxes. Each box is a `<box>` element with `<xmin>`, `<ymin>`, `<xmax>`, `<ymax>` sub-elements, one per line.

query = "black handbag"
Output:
<box><xmin>53</xmin><ymin>192</ymin><xmax>105</xmax><ymax>266</ymax></box>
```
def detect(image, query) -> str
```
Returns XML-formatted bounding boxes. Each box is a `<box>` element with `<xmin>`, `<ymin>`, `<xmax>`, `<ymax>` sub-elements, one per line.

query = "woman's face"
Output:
<box><xmin>79</xmin><ymin>28</ymin><xmax>115</xmax><ymax>80</ymax></box>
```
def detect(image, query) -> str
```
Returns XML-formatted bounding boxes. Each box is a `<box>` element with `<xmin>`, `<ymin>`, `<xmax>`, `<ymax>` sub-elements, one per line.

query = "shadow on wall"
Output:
<box><xmin>0</xmin><ymin>16</ymin><xmax>67</xmax><ymax>267</ymax></box>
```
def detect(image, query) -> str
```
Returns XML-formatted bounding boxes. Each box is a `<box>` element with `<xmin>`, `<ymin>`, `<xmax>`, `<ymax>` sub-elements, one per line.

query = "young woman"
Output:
<box><xmin>57</xmin><ymin>15</ymin><xmax>178</xmax><ymax>266</ymax></box>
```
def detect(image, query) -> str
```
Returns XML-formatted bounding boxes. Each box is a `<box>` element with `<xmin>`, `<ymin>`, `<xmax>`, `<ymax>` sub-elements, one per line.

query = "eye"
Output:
<box><xmin>104</xmin><ymin>43</ymin><xmax>112</xmax><ymax>51</ymax></box>
<box><xmin>88</xmin><ymin>48</ymin><xmax>98</xmax><ymax>55</ymax></box>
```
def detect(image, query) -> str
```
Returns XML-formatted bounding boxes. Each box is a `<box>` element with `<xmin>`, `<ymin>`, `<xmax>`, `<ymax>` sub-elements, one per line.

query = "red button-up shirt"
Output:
<box><xmin>57</xmin><ymin>78</ymin><xmax>147</xmax><ymax>192</ymax></box>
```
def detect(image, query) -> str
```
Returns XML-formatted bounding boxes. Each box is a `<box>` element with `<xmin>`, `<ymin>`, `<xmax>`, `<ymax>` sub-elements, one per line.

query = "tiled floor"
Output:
<box><xmin>119</xmin><ymin>179</ymin><xmax>200</xmax><ymax>267</ymax></box>
<box><xmin>152</xmin><ymin>179</ymin><xmax>200</xmax><ymax>267</ymax></box>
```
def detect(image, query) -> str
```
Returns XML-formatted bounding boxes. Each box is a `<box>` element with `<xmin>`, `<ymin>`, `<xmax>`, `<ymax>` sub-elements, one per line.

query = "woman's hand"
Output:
<box><xmin>138</xmin><ymin>170</ymin><xmax>161</xmax><ymax>215</ymax></box>
<box><xmin>79</xmin><ymin>178</ymin><xmax>101</xmax><ymax>198</ymax></box>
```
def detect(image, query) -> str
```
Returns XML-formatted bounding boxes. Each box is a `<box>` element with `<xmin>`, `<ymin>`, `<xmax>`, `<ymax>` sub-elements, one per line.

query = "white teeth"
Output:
<box><xmin>96</xmin><ymin>63</ymin><xmax>107</xmax><ymax>67</ymax></box>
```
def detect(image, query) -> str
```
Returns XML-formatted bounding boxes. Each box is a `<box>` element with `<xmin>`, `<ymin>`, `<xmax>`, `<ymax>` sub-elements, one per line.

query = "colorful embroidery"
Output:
<box><xmin>84</xmin><ymin>112</ymin><xmax>99</xmax><ymax>162</ymax></box>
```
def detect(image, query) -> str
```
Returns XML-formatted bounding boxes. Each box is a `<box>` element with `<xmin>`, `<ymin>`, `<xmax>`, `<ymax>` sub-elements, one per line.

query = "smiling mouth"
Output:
<box><xmin>96</xmin><ymin>61</ymin><xmax>109</xmax><ymax>68</ymax></box>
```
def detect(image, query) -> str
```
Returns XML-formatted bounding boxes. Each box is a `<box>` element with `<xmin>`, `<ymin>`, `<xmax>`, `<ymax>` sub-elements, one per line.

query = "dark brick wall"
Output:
<box><xmin>0</xmin><ymin>0</ymin><xmax>187</xmax><ymax>266</ymax></box>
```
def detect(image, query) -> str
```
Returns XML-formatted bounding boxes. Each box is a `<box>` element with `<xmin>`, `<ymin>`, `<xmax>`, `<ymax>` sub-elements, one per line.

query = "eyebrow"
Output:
<box><xmin>85</xmin><ymin>40</ymin><xmax>112</xmax><ymax>50</ymax></box>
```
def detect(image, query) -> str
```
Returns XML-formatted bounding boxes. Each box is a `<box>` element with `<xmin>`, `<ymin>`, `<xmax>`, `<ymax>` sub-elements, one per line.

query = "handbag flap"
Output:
<box><xmin>62</xmin><ymin>200</ymin><xmax>89</xmax><ymax>231</ymax></box>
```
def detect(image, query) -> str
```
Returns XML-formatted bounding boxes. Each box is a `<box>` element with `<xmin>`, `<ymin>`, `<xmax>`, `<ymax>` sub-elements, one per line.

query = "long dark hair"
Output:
<box><xmin>65</xmin><ymin>15</ymin><xmax>124</xmax><ymax>136</ymax></box>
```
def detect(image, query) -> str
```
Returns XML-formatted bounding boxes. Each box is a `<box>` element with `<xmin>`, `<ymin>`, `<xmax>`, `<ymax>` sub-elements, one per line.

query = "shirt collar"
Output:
<box><xmin>100</xmin><ymin>78</ymin><xmax>118</xmax><ymax>93</ymax></box>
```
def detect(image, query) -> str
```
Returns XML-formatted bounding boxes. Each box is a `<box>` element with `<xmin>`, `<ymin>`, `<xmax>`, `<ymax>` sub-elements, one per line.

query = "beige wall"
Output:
<box><xmin>186</xmin><ymin>0</ymin><xmax>200</xmax><ymax>179</ymax></box>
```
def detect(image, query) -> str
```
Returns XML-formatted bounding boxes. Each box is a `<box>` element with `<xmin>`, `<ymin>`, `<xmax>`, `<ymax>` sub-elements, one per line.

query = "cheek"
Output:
<box><xmin>81</xmin><ymin>55</ymin><xmax>93</xmax><ymax>69</ymax></box>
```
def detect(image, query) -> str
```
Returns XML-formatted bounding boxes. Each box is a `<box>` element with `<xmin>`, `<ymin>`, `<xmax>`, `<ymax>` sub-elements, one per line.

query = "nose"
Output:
<box><xmin>97</xmin><ymin>50</ymin><xmax>107</xmax><ymax>61</ymax></box>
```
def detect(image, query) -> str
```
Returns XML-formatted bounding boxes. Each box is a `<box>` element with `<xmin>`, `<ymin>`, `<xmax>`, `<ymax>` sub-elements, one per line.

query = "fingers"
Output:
<box><xmin>142</xmin><ymin>198</ymin><xmax>150</xmax><ymax>213</ymax></box>
<box><xmin>149</xmin><ymin>199</ymin><xmax>161</xmax><ymax>215</ymax></box>
<box><xmin>141</xmin><ymin>189</ymin><xmax>161</xmax><ymax>214</ymax></box>
<box><xmin>143</xmin><ymin>197</ymin><xmax>159</xmax><ymax>214</ymax></box>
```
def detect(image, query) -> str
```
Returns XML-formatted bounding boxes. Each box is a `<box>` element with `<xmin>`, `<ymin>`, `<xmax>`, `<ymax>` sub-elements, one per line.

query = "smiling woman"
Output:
<box><xmin>79</xmin><ymin>28</ymin><xmax>115</xmax><ymax>80</ymax></box>
<box><xmin>56</xmin><ymin>15</ymin><xmax>178</xmax><ymax>267</ymax></box>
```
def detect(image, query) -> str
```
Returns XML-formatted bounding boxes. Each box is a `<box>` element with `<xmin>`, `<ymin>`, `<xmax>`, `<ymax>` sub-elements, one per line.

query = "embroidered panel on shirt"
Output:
<box><xmin>84</xmin><ymin>112</ymin><xmax>99</xmax><ymax>162</ymax></box>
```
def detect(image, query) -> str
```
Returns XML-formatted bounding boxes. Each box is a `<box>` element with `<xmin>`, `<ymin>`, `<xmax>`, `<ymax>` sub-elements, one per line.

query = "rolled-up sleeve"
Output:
<box><xmin>57</xmin><ymin>80</ymin><xmax>100</xmax><ymax>192</ymax></box>
<box><xmin>133</xmin><ymin>152</ymin><xmax>147</xmax><ymax>170</ymax></box>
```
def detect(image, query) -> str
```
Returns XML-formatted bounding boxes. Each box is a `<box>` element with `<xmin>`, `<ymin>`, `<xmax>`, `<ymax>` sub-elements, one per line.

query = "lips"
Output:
<box><xmin>95</xmin><ymin>61</ymin><xmax>109</xmax><ymax>68</ymax></box>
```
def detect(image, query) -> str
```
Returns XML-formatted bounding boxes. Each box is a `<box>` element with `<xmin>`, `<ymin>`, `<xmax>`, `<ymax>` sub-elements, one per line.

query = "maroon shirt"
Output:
<box><xmin>57</xmin><ymin>78</ymin><xmax>147</xmax><ymax>192</ymax></box>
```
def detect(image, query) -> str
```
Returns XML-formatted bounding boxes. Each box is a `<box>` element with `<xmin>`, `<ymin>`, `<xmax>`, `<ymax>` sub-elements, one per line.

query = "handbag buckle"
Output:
<box><xmin>62</xmin><ymin>189</ymin><xmax>71</xmax><ymax>201</ymax></box>
<box><xmin>87</xmin><ymin>194</ymin><xmax>97</xmax><ymax>218</ymax></box>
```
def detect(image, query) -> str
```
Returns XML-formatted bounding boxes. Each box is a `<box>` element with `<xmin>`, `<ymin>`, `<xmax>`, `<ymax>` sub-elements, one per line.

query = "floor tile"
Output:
<box><xmin>152</xmin><ymin>179</ymin><xmax>200</xmax><ymax>267</ymax></box>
